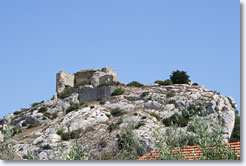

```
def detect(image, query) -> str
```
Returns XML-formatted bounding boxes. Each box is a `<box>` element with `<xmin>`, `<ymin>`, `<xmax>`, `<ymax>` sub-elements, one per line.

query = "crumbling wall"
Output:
<box><xmin>56</xmin><ymin>67</ymin><xmax>119</xmax><ymax>94</ymax></box>
<box><xmin>78</xmin><ymin>86</ymin><xmax>115</xmax><ymax>103</ymax></box>
<box><xmin>56</xmin><ymin>71</ymin><xmax>75</xmax><ymax>94</ymax></box>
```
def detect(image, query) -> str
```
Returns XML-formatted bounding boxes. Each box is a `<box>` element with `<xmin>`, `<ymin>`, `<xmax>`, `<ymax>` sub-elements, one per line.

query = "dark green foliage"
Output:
<box><xmin>229</xmin><ymin>112</ymin><xmax>240</xmax><ymax>142</ymax></box>
<box><xmin>61</xmin><ymin>130</ymin><xmax>82</xmax><ymax>140</ymax></box>
<box><xmin>57</xmin><ymin>128</ymin><xmax>65</xmax><ymax>136</ymax></box>
<box><xmin>61</xmin><ymin>132</ymin><xmax>71</xmax><ymax>141</ymax></box>
<box><xmin>150</xmin><ymin>113</ymin><xmax>161</xmax><ymax>121</ymax></box>
<box><xmin>11</xmin><ymin>127</ymin><xmax>22</xmax><ymax>136</ymax></box>
<box><xmin>51</xmin><ymin>112</ymin><xmax>58</xmax><ymax>119</ymax></box>
<box><xmin>66</xmin><ymin>103</ymin><xmax>81</xmax><ymax>114</ymax></box>
<box><xmin>44</xmin><ymin>112</ymin><xmax>52</xmax><ymax>118</ymax></box>
<box><xmin>162</xmin><ymin>113</ymin><xmax>189</xmax><ymax>127</ymax></box>
<box><xmin>110</xmin><ymin>108</ymin><xmax>125</xmax><ymax>117</ymax></box>
<box><xmin>134</xmin><ymin>122</ymin><xmax>145</xmax><ymax>129</ymax></box>
<box><xmin>170</xmin><ymin>70</ymin><xmax>190</xmax><ymax>84</ymax></box>
<box><xmin>117</xmin><ymin>129</ymin><xmax>147</xmax><ymax>160</ymax></box>
<box><xmin>100</xmin><ymin>153</ymin><xmax>111</xmax><ymax>160</ymax></box>
<box><xmin>70</xmin><ymin>130</ymin><xmax>82</xmax><ymax>139</ymax></box>
<box><xmin>127</xmin><ymin>81</ymin><xmax>144</xmax><ymax>87</ymax></box>
<box><xmin>97</xmin><ymin>81</ymin><xmax>122</xmax><ymax>88</ymax></box>
<box><xmin>111</xmin><ymin>88</ymin><xmax>125</xmax><ymax>96</ymax></box>
<box><xmin>13</xmin><ymin>111</ymin><xmax>22</xmax><ymax>116</ymax></box>
<box><xmin>108</xmin><ymin>123</ymin><xmax>120</xmax><ymax>133</ymax></box>
<box><xmin>141</xmin><ymin>116</ymin><xmax>147</xmax><ymax>119</ymax></box>
<box><xmin>168</xmin><ymin>100</ymin><xmax>176</xmax><ymax>104</ymax></box>
<box><xmin>141</xmin><ymin>91</ymin><xmax>149</xmax><ymax>97</ymax></box>
<box><xmin>31</xmin><ymin>101</ymin><xmax>44</xmax><ymax>108</ymax></box>
<box><xmin>42</xmin><ymin>117</ymin><xmax>47</xmax><ymax>120</ymax></box>
<box><xmin>213</xmin><ymin>90</ymin><xmax>220</xmax><ymax>95</ymax></box>
<box><xmin>155</xmin><ymin>80</ymin><xmax>173</xmax><ymax>86</ymax></box>
<box><xmin>192</xmin><ymin>83</ymin><xmax>199</xmax><ymax>86</ymax></box>
<box><xmin>166</xmin><ymin>91</ymin><xmax>175</xmax><ymax>98</ymax></box>
<box><xmin>58</xmin><ymin>86</ymin><xmax>75</xmax><ymax>99</ymax></box>
<box><xmin>38</xmin><ymin>106</ymin><xmax>48</xmax><ymax>113</ymax></box>
<box><xmin>99</xmin><ymin>100</ymin><xmax>106</xmax><ymax>105</ymax></box>
<box><xmin>27</xmin><ymin>124</ymin><xmax>39</xmax><ymax>129</ymax></box>
<box><xmin>22</xmin><ymin>121</ymin><xmax>27</xmax><ymax>127</ymax></box>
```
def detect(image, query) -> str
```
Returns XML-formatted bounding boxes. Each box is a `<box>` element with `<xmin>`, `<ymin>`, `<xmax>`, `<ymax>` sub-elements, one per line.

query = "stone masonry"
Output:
<box><xmin>56</xmin><ymin>67</ymin><xmax>118</xmax><ymax>94</ymax></box>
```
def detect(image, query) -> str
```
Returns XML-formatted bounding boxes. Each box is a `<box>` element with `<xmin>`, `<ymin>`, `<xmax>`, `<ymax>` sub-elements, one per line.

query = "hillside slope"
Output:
<box><xmin>0</xmin><ymin>82</ymin><xmax>237</xmax><ymax>160</ymax></box>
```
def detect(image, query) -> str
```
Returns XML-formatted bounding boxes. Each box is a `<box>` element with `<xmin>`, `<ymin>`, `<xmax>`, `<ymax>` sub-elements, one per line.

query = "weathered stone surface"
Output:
<box><xmin>0</xmin><ymin>131</ymin><xmax>3</xmax><ymax>142</ymax></box>
<box><xmin>56</xmin><ymin>71</ymin><xmax>75</xmax><ymax>94</ymax></box>
<box><xmin>78</xmin><ymin>86</ymin><xmax>115</xmax><ymax>103</ymax></box>
<box><xmin>75</xmin><ymin>67</ymin><xmax>118</xmax><ymax>87</ymax></box>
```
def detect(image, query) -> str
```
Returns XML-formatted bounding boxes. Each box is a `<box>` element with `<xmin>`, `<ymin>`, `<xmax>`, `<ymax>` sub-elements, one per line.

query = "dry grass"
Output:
<box><xmin>13</xmin><ymin>124</ymin><xmax>45</xmax><ymax>139</ymax></box>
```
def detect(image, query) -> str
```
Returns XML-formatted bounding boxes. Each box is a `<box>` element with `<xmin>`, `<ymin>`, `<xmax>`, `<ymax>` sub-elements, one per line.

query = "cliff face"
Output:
<box><xmin>0</xmin><ymin>71</ymin><xmax>237</xmax><ymax>160</ymax></box>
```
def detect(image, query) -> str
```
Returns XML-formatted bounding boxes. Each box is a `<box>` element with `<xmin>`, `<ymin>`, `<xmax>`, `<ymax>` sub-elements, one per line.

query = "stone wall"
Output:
<box><xmin>56</xmin><ymin>71</ymin><xmax>75</xmax><ymax>94</ymax></box>
<box><xmin>78</xmin><ymin>86</ymin><xmax>116</xmax><ymax>103</ymax></box>
<box><xmin>56</xmin><ymin>67</ymin><xmax>119</xmax><ymax>94</ymax></box>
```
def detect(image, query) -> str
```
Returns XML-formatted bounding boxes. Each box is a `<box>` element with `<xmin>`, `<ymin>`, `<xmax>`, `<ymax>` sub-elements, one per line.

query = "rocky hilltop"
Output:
<box><xmin>0</xmin><ymin>67</ymin><xmax>237</xmax><ymax>160</ymax></box>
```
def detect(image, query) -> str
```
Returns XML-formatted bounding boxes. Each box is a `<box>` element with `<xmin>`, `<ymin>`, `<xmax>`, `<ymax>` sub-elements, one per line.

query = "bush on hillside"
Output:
<box><xmin>58</xmin><ymin>87</ymin><xmax>75</xmax><ymax>99</ymax></box>
<box><xmin>127</xmin><ymin>81</ymin><xmax>144</xmax><ymax>87</ymax></box>
<box><xmin>170</xmin><ymin>70</ymin><xmax>190</xmax><ymax>84</ymax></box>
<box><xmin>111</xmin><ymin>88</ymin><xmax>125</xmax><ymax>96</ymax></box>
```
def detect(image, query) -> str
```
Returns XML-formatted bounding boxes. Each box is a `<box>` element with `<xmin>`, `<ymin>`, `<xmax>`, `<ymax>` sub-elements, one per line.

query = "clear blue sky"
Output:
<box><xmin>0</xmin><ymin>0</ymin><xmax>240</xmax><ymax>118</ymax></box>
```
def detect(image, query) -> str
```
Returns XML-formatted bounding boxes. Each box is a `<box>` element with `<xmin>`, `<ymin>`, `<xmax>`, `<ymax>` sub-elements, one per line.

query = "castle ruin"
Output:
<box><xmin>56</xmin><ymin>67</ymin><xmax>118</xmax><ymax>94</ymax></box>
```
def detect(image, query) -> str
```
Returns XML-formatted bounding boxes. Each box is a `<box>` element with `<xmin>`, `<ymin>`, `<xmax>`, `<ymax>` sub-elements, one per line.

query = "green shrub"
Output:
<box><xmin>168</xmin><ymin>100</ymin><xmax>176</xmax><ymax>104</ymax></box>
<box><xmin>61</xmin><ymin>132</ymin><xmax>71</xmax><ymax>141</ymax></box>
<box><xmin>108</xmin><ymin>123</ymin><xmax>120</xmax><ymax>133</ymax></box>
<box><xmin>141</xmin><ymin>116</ymin><xmax>147</xmax><ymax>119</ymax></box>
<box><xmin>134</xmin><ymin>122</ymin><xmax>145</xmax><ymax>129</ymax></box>
<box><xmin>11</xmin><ymin>127</ymin><xmax>22</xmax><ymax>136</ymax></box>
<box><xmin>141</xmin><ymin>91</ymin><xmax>149</xmax><ymax>97</ymax></box>
<box><xmin>42</xmin><ymin>117</ymin><xmax>47</xmax><ymax>120</ymax></box>
<box><xmin>13</xmin><ymin>111</ymin><xmax>22</xmax><ymax>116</ymax></box>
<box><xmin>51</xmin><ymin>112</ymin><xmax>58</xmax><ymax>120</ymax></box>
<box><xmin>116</xmin><ymin>128</ymin><xmax>147</xmax><ymax>160</ymax></box>
<box><xmin>155</xmin><ymin>80</ymin><xmax>173</xmax><ymax>86</ymax></box>
<box><xmin>61</xmin><ymin>130</ymin><xmax>82</xmax><ymax>141</ymax></box>
<box><xmin>229</xmin><ymin>110</ymin><xmax>240</xmax><ymax>142</ymax></box>
<box><xmin>99</xmin><ymin>100</ymin><xmax>106</xmax><ymax>105</ymax></box>
<box><xmin>192</xmin><ymin>83</ymin><xmax>199</xmax><ymax>86</ymax></box>
<box><xmin>150</xmin><ymin>113</ymin><xmax>161</xmax><ymax>121</ymax></box>
<box><xmin>162</xmin><ymin>113</ymin><xmax>188</xmax><ymax>127</ymax></box>
<box><xmin>58</xmin><ymin>87</ymin><xmax>75</xmax><ymax>99</ymax></box>
<box><xmin>101</xmin><ymin>152</ymin><xmax>111</xmax><ymax>160</ymax></box>
<box><xmin>110</xmin><ymin>108</ymin><xmax>125</xmax><ymax>117</ymax></box>
<box><xmin>111</xmin><ymin>88</ymin><xmax>125</xmax><ymax>96</ymax></box>
<box><xmin>22</xmin><ymin>121</ymin><xmax>27</xmax><ymax>127</ymax></box>
<box><xmin>27</xmin><ymin>124</ymin><xmax>39</xmax><ymax>129</ymax></box>
<box><xmin>127</xmin><ymin>81</ymin><xmax>144</xmax><ymax>87</ymax></box>
<box><xmin>31</xmin><ymin>101</ymin><xmax>44</xmax><ymax>108</ymax></box>
<box><xmin>166</xmin><ymin>91</ymin><xmax>175</xmax><ymax>98</ymax></box>
<box><xmin>97</xmin><ymin>81</ymin><xmax>122</xmax><ymax>88</ymax></box>
<box><xmin>44</xmin><ymin>112</ymin><xmax>52</xmax><ymax>118</ymax></box>
<box><xmin>57</xmin><ymin>128</ymin><xmax>65</xmax><ymax>136</ymax></box>
<box><xmin>170</xmin><ymin>70</ymin><xmax>190</xmax><ymax>84</ymax></box>
<box><xmin>66</xmin><ymin>103</ymin><xmax>81</xmax><ymax>114</ymax></box>
<box><xmin>38</xmin><ymin>106</ymin><xmax>48</xmax><ymax>113</ymax></box>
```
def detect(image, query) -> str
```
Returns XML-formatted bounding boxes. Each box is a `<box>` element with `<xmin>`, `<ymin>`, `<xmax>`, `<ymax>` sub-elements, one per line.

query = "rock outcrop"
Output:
<box><xmin>0</xmin><ymin>68</ymin><xmax>237</xmax><ymax>160</ymax></box>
